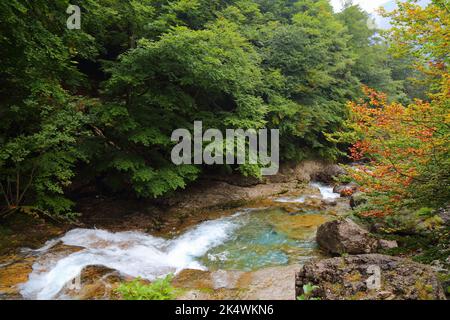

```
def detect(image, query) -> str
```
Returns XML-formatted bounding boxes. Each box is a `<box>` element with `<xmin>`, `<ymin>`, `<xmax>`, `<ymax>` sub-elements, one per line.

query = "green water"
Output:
<box><xmin>200</xmin><ymin>207</ymin><xmax>328</xmax><ymax>271</ymax></box>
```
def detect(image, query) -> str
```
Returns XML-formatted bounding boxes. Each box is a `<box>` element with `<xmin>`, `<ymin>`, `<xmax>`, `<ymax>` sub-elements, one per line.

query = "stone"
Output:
<box><xmin>295</xmin><ymin>254</ymin><xmax>446</xmax><ymax>300</ymax></box>
<box><xmin>316</xmin><ymin>218</ymin><xmax>379</xmax><ymax>254</ymax></box>
<box><xmin>322</xmin><ymin>199</ymin><xmax>338</xmax><ymax>206</ymax></box>
<box><xmin>436</xmin><ymin>205</ymin><xmax>450</xmax><ymax>226</ymax></box>
<box><xmin>311</xmin><ymin>164</ymin><xmax>347</xmax><ymax>183</ymax></box>
<box><xmin>174</xmin><ymin>265</ymin><xmax>299</xmax><ymax>300</ymax></box>
<box><xmin>316</xmin><ymin>219</ymin><xmax>398</xmax><ymax>254</ymax></box>
<box><xmin>378</xmin><ymin>239</ymin><xmax>398</xmax><ymax>250</ymax></box>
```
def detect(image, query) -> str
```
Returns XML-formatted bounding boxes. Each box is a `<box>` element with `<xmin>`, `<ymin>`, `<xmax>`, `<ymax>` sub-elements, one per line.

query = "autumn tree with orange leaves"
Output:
<box><xmin>331</xmin><ymin>0</ymin><xmax>449</xmax><ymax>217</ymax></box>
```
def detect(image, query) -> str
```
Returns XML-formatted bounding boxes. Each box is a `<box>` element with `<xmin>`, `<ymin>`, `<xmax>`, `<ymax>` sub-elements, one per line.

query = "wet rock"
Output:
<box><xmin>172</xmin><ymin>269</ymin><xmax>214</xmax><ymax>291</ymax></box>
<box><xmin>61</xmin><ymin>265</ymin><xmax>123</xmax><ymax>300</ymax></box>
<box><xmin>316</xmin><ymin>219</ymin><xmax>379</xmax><ymax>254</ymax></box>
<box><xmin>211</xmin><ymin>270</ymin><xmax>245</xmax><ymax>289</ymax></box>
<box><xmin>295</xmin><ymin>254</ymin><xmax>446</xmax><ymax>300</ymax></box>
<box><xmin>174</xmin><ymin>265</ymin><xmax>299</xmax><ymax>300</ymax></box>
<box><xmin>0</xmin><ymin>256</ymin><xmax>35</xmax><ymax>297</ymax></box>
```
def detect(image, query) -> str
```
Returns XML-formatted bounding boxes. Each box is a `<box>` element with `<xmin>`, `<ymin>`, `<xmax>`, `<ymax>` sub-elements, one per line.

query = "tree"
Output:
<box><xmin>0</xmin><ymin>0</ymin><xmax>95</xmax><ymax>218</ymax></box>
<box><xmin>337</xmin><ymin>2</ymin><xmax>403</xmax><ymax>100</ymax></box>
<box><xmin>330</xmin><ymin>0</ymin><xmax>449</xmax><ymax>216</ymax></box>
<box><xmin>261</xmin><ymin>0</ymin><xmax>358</xmax><ymax>160</ymax></box>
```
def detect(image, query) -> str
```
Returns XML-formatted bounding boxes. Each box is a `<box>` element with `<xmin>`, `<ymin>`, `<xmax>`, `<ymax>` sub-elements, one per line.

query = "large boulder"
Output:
<box><xmin>316</xmin><ymin>218</ymin><xmax>397</xmax><ymax>254</ymax></box>
<box><xmin>295</xmin><ymin>254</ymin><xmax>446</xmax><ymax>300</ymax></box>
<box><xmin>311</xmin><ymin>164</ymin><xmax>346</xmax><ymax>183</ymax></box>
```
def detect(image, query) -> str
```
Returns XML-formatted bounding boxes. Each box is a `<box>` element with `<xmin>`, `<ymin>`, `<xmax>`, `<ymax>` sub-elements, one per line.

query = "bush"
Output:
<box><xmin>116</xmin><ymin>274</ymin><xmax>179</xmax><ymax>300</ymax></box>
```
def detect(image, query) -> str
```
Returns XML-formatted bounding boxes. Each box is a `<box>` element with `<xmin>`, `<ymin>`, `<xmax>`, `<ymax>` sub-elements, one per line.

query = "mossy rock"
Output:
<box><xmin>296</xmin><ymin>254</ymin><xmax>446</xmax><ymax>300</ymax></box>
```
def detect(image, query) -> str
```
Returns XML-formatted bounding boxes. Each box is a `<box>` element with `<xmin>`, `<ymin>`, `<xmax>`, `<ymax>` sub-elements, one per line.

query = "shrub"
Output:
<box><xmin>116</xmin><ymin>275</ymin><xmax>179</xmax><ymax>300</ymax></box>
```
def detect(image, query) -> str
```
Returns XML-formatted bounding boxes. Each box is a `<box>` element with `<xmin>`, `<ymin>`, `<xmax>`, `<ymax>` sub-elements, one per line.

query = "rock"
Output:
<box><xmin>295</xmin><ymin>254</ymin><xmax>446</xmax><ymax>300</ymax></box>
<box><xmin>316</xmin><ymin>218</ymin><xmax>379</xmax><ymax>254</ymax></box>
<box><xmin>322</xmin><ymin>199</ymin><xmax>337</xmax><ymax>206</ymax></box>
<box><xmin>378</xmin><ymin>239</ymin><xmax>398</xmax><ymax>250</ymax></box>
<box><xmin>350</xmin><ymin>192</ymin><xmax>367</xmax><ymax>209</ymax></box>
<box><xmin>333</xmin><ymin>182</ymin><xmax>359</xmax><ymax>197</ymax></box>
<box><xmin>311</xmin><ymin>164</ymin><xmax>346</xmax><ymax>183</ymax></box>
<box><xmin>0</xmin><ymin>256</ymin><xmax>35</xmax><ymax>298</ymax></box>
<box><xmin>174</xmin><ymin>265</ymin><xmax>299</xmax><ymax>300</ymax></box>
<box><xmin>436</xmin><ymin>205</ymin><xmax>450</xmax><ymax>226</ymax></box>
<box><xmin>317</xmin><ymin>219</ymin><xmax>397</xmax><ymax>254</ymax></box>
<box><xmin>63</xmin><ymin>265</ymin><xmax>123</xmax><ymax>300</ymax></box>
<box><xmin>376</xmin><ymin>290</ymin><xmax>395</xmax><ymax>300</ymax></box>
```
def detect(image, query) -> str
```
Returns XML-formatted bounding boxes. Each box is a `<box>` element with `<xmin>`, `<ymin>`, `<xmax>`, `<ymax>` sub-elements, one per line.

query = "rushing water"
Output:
<box><xmin>276</xmin><ymin>182</ymin><xmax>339</xmax><ymax>203</ymax></box>
<box><xmin>20</xmin><ymin>215</ymin><xmax>241</xmax><ymax>300</ymax></box>
<box><xmin>18</xmin><ymin>182</ymin><xmax>339</xmax><ymax>300</ymax></box>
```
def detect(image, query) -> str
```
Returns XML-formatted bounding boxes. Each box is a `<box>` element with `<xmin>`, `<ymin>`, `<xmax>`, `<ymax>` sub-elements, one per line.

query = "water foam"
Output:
<box><xmin>20</xmin><ymin>217</ymin><xmax>240</xmax><ymax>300</ymax></box>
<box><xmin>310</xmin><ymin>182</ymin><xmax>340</xmax><ymax>200</ymax></box>
<box><xmin>274</xmin><ymin>182</ymin><xmax>339</xmax><ymax>203</ymax></box>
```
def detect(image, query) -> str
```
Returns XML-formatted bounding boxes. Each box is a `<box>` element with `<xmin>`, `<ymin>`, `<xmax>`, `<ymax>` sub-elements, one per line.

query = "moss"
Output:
<box><xmin>327</xmin><ymin>282</ymin><xmax>344</xmax><ymax>295</ymax></box>
<box><xmin>344</xmin><ymin>270</ymin><xmax>362</xmax><ymax>283</ymax></box>
<box><xmin>348</xmin><ymin>291</ymin><xmax>368</xmax><ymax>300</ymax></box>
<box><xmin>414</xmin><ymin>280</ymin><xmax>434</xmax><ymax>300</ymax></box>
<box><xmin>373</xmin><ymin>227</ymin><xmax>450</xmax><ymax>267</ymax></box>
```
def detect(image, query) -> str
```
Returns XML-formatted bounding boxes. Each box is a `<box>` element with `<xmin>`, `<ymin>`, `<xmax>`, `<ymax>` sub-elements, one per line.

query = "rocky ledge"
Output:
<box><xmin>296</xmin><ymin>254</ymin><xmax>446</xmax><ymax>300</ymax></box>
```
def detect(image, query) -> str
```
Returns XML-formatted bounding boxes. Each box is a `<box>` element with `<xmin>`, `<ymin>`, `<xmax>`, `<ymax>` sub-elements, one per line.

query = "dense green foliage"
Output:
<box><xmin>0</xmin><ymin>0</ymin><xmax>423</xmax><ymax>218</ymax></box>
<box><xmin>116</xmin><ymin>275</ymin><xmax>178</xmax><ymax>300</ymax></box>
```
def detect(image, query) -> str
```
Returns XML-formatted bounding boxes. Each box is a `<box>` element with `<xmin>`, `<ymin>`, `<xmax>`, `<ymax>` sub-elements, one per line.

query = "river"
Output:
<box><xmin>1</xmin><ymin>182</ymin><xmax>346</xmax><ymax>300</ymax></box>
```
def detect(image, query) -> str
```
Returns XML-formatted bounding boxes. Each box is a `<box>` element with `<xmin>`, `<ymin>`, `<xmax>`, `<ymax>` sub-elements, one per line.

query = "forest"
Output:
<box><xmin>0</xmin><ymin>0</ymin><xmax>448</xmax><ymax>301</ymax></box>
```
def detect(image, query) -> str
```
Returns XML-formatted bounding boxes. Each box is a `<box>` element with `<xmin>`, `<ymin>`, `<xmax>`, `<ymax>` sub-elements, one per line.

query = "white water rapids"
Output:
<box><xmin>18</xmin><ymin>182</ymin><xmax>339</xmax><ymax>300</ymax></box>
<box><xmin>20</xmin><ymin>215</ymin><xmax>241</xmax><ymax>300</ymax></box>
<box><xmin>275</xmin><ymin>182</ymin><xmax>339</xmax><ymax>203</ymax></box>
<box><xmin>310</xmin><ymin>182</ymin><xmax>340</xmax><ymax>200</ymax></box>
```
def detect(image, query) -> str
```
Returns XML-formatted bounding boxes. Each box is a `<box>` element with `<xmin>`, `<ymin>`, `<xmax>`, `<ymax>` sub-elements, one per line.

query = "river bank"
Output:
<box><xmin>2</xmin><ymin>160</ymin><xmax>446</xmax><ymax>300</ymax></box>
<box><xmin>0</xmin><ymin>161</ymin><xmax>350</xmax><ymax>300</ymax></box>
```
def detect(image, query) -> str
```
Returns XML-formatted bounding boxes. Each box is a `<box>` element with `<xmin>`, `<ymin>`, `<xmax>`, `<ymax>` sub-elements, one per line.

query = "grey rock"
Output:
<box><xmin>316</xmin><ymin>218</ymin><xmax>379</xmax><ymax>254</ymax></box>
<box><xmin>295</xmin><ymin>254</ymin><xmax>446</xmax><ymax>300</ymax></box>
<box><xmin>378</xmin><ymin>239</ymin><xmax>398</xmax><ymax>250</ymax></box>
<box><xmin>436</xmin><ymin>205</ymin><xmax>450</xmax><ymax>226</ymax></box>
<box><xmin>317</xmin><ymin>219</ymin><xmax>398</xmax><ymax>254</ymax></box>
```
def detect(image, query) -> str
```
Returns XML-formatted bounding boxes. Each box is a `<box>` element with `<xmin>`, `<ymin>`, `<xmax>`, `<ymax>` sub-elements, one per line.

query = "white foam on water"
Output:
<box><xmin>310</xmin><ymin>182</ymin><xmax>340</xmax><ymax>200</ymax></box>
<box><xmin>274</xmin><ymin>182</ymin><xmax>338</xmax><ymax>203</ymax></box>
<box><xmin>20</xmin><ymin>217</ymin><xmax>240</xmax><ymax>300</ymax></box>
